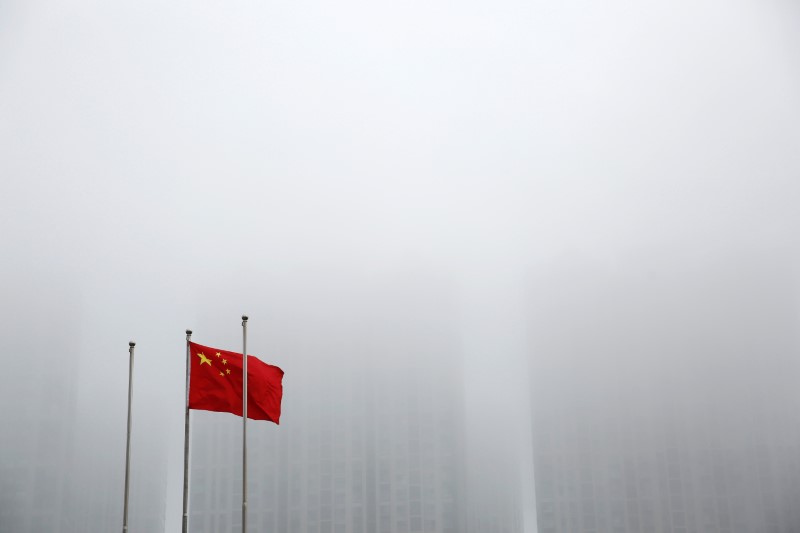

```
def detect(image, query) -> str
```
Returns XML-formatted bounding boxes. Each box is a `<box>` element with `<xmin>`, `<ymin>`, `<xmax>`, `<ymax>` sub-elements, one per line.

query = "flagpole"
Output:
<box><xmin>122</xmin><ymin>341</ymin><xmax>135</xmax><ymax>533</ymax></box>
<box><xmin>182</xmin><ymin>330</ymin><xmax>192</xmax><ymax>533</ymax></box>
<box><xmin>242</xmin><ymin>315</ymin><xmax>249</xmax><ymax>533</ymax></box>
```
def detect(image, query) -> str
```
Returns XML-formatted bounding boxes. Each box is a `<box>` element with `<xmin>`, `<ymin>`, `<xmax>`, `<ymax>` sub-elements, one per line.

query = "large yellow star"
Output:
<box><xmin>197</xmin><ymin>352</ymin><xmax>212</xmax><ymax>366</ymax></box>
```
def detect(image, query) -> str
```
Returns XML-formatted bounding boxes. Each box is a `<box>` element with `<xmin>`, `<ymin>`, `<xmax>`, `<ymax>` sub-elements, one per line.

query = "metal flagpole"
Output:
<box><xmin>242</xmin><ymin>315</ymin><xmax>249</xmax><ymax>533</ymax></box>
<box><xmin>122</xmin><ymin>341</ymin><xmax>135</xmax><ymax>533</ymax></box>
<box><xmin>182</xmin><ymin>330</ymin><xmax>192</xmax><ymax>533</ymax></box>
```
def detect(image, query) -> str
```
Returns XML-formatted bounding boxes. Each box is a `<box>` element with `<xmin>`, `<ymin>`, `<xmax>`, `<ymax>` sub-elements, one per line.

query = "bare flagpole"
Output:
<box><xmin>242</xmin><ymin>315</ymin><xmax>249</xmax><ymax>533</ymax></box>
<box><xmin>182</xmin><ymin>330</ymin><xmax>193</xmax><ymax>533</ymax></box>
<box><xmin>122</xmin><ymin>341</ymin><xmax>135</xmax><ymax>533</ymax></box>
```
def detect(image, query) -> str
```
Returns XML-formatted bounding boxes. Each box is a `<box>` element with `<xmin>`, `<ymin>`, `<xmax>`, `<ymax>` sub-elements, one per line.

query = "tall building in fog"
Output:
<box><xmin>0</xmin><ymin>271</ymin><xmax>170</xmax><ymax>533</ymax></box>
<box><xmin>529</xmin><ymin>254</ymin><xmax>800</xmax><ymax>533</ymax></box>
<box><xmin>187</xmin><ymin>275</ymin><xmax>468</xmax><ymax>533</ymax></box>
<box><xmin>189</xmin><ymin>356</ymin><xmax>465</xmax><ymax>533</ymax></box>
<box><xmin>0</xmin><ymin>276</ymin><xmax>80</xmax><ymax>532</ymax></box>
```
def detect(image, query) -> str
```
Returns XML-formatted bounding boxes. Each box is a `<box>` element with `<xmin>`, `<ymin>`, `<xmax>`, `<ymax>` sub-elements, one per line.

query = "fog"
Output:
<box><xmin>1</xmin><ymin>0</ymin><xmax>799</xmax><ymax>532</ymax></box>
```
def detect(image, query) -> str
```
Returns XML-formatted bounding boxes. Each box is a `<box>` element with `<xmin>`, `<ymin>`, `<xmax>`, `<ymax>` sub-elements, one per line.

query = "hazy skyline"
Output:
<box><xmin>2</xmin><ymin>0</ymin><xmax>799</xmax><ymax>531</ymax></box>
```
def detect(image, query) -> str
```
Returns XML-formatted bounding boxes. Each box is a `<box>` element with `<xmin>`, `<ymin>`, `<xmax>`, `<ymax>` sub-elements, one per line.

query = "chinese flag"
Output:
<box><xmin>188</xmin><ymin>341</ymin><xmax>283</xmax><ymax>424</ymax></box>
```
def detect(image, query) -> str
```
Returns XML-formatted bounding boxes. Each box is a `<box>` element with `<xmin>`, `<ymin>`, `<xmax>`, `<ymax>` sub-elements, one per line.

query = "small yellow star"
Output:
<box><xmin>219</xmin><ymin>371</ymin><xmax>224</xmax><ymax>376</ymax></box>
<box><xmin>197</xmin><ymin>353</ymin><xmax>212</xmax><ymax>366</ymax></box>
<box><xmin>226</xmin><ymin>369</ymin><xmax>231</xmax><ymax>375</ymax></box>
<box><xmin>222</xmin><ymin>359</ymin><xmax>228</xmax><ymax>365</ymax></box>
<box><xmin>216</xmin><ymin>352</ymin><xmax>221</xmax><ymax>358</ymax></box>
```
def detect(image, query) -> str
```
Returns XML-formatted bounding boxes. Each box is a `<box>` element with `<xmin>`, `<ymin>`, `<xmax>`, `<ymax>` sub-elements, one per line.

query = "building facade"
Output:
<box><xmin>529</xmin><ymin>256</ymin><xmax>800</xmax><ymax>533</ymax></box>
<box><xmin>187</xmin><ymin>276</ymin><xmax>468</xmax><ymax>533</ymax></box>
<box><xmin>0</xmin><ymin>277</ymin><xmax>80</xmax><ymax>532</ymax></box>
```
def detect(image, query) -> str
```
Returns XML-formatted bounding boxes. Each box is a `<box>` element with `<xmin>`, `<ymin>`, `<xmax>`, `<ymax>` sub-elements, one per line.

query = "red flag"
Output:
<box><xmin>188</xmin><ymin>341</ymin><xmax>283</xmax><ymax>424</ymax></box>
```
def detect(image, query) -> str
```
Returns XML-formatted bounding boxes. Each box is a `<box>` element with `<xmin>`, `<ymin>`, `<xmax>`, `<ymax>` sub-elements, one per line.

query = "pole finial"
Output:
<box><xmin>242</xmin><ymin>315</ymin><xmax>249</xmax><ymax>322</ymax></box>
<box><xmin>186</xmin><ymin>329</ymin><xmax>192</xmax><ymax>336</ymax></box>
<box><xmin>129</xmin><ymin>341</ymin><xmax>136</xmax><ymax>347</ymax></box>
